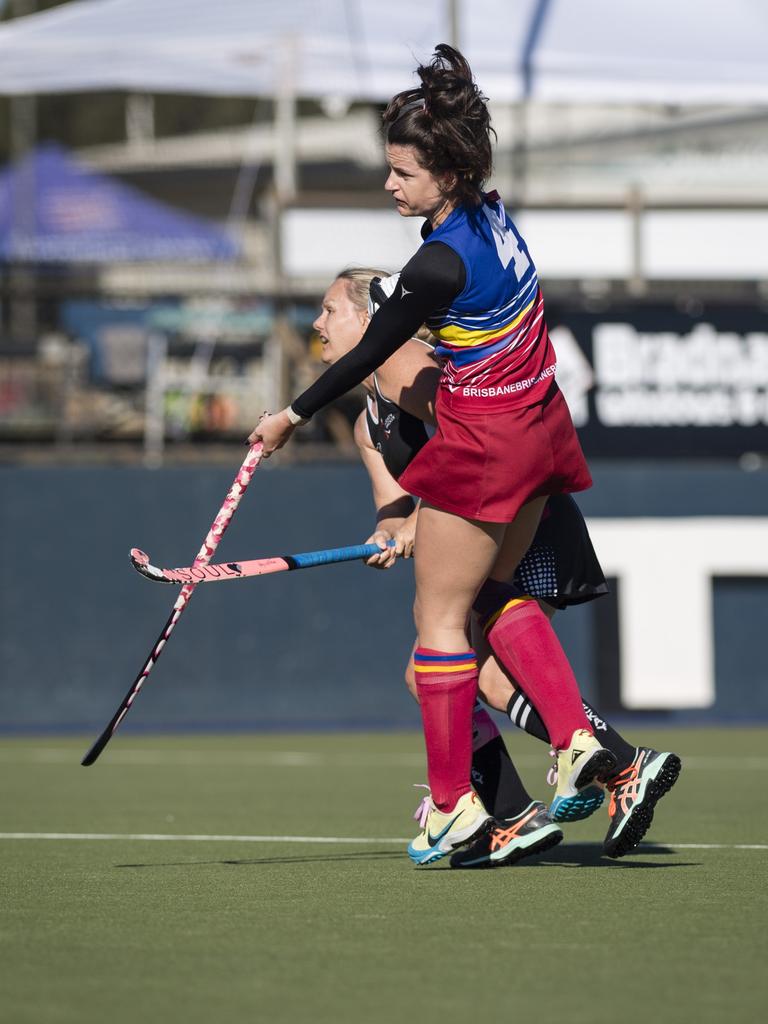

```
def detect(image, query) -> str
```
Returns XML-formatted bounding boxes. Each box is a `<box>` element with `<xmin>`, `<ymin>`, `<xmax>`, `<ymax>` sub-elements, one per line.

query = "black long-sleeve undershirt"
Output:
<box><xmin>291</xmin><ymin>241</ymin><xmax>466</xmax><ymax>421</ymax></box>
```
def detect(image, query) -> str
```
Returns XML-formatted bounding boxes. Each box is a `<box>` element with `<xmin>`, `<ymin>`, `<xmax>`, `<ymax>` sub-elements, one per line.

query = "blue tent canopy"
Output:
<box><xmin>0</xmin><ymin>144</ymin><xmax>239</xmax><ymax>263</ymax></box>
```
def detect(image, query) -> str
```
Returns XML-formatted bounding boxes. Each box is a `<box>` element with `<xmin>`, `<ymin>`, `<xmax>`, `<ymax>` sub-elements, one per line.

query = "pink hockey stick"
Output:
<box><xmin>129</xmin><ymin>540</ymin><xmax>394</xmax><ymax>584</ymax></box>
<box><xmin>81</xmin><ymin>443</ymin><xmax>263</xmax><ymax>766</ymax></box>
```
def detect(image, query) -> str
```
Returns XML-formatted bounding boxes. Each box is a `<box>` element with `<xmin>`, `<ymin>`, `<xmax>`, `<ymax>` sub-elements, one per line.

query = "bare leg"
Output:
<box><xmin>413</xmin><ymin>504</ymin><xmax>505</xmax><ymax>651</ymax></box>
<box><xmin>404</xmin><ymin>646</ymin><xmax>417</xmax><ymax>700</ymax></box>
<box><xmin>485</xmin><ymin>497</ymin><xmax>547</xmax><ymax>585</ymax></box>
<box><xmin>410</xmin><ymin>502</ymin><xmax>549</xmax><ymax>811</ymax></box>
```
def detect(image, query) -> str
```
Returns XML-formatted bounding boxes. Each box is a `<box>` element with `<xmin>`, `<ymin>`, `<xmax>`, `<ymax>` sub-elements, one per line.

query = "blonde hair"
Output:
<box><xmin>335</xmin><ymin>266</ymin><xmax>434</xmax><ymax>344</ymax></box>
<box><xmin>335</xmin><ymin>266</ymin><xmax>391</xmax><ymax>314</ymax></box>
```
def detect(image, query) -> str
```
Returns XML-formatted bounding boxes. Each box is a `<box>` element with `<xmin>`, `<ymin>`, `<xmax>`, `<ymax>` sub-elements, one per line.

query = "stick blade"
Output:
<box><xmin>130</xmin><ymin>548</ymin><xmax>176</xmax><ymax>584</ymax></box>
<box><xmin>81</xmin><ymin>724</ymin><xmax>114</xmax><ymax>766</ymax></box>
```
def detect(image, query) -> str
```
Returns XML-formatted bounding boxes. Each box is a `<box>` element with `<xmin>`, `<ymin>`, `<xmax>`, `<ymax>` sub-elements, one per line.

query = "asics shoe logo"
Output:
<box><xmin>571</xmin><ymin>748</ymin><xmax>584</xmax><ymax>764</ymax></box>
<box><xmin>615</xmin><ymin>777</ymin><xmax>644</xmax><ymax>813</ymax></box>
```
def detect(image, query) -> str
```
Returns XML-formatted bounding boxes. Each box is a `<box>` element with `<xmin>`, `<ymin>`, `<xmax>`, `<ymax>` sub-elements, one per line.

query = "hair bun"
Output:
<box><xmin>382</xmin><ymin>44</ymin><xmax>494</xmax><ymax>205</ymax></box>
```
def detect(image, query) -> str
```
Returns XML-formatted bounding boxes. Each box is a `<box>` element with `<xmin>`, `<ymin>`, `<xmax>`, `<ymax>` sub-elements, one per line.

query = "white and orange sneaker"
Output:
<box><xmin>603</xmin><ymin>748</ymin><xmax>682</xmax><ymax>858</ymax></box>
<box><xmin>450</xmin><ymin>801</ymin><xmax>563</xmax><ymax>869</ymax></box>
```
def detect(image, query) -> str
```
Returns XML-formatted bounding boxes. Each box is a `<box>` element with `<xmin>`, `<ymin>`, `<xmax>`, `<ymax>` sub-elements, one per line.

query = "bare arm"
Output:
<box><xmin>353</xmin><ymin>411</ymin><xmax>417</xmax><ymax>568</ymax></box>
<box><xmin>354</xmin><ymin>411</ymin><xmax>414</xmax><ymax>521</ymax></box>
<box><xmin>376</xmin><ymin>339</ymin><xmax>441</xmax><ymax>426</ymax></box>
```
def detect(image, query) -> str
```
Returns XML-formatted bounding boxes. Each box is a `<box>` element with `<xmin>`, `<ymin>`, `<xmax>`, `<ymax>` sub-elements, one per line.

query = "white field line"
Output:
<box><xmin>0</xmin><ymin>748</ymin><xmax>767</xmax><ymax>770</ymax></box>
<box><xmin>0</xmin><ymin>832</ymin><xmax>406</xmax><ymax>844</ymax></box>
<box><xmin>0</xmin><ymin>833</ymin><xmax>766</xmax><ymax>851</ymax></box>
<box><xmin>0</xmin><ymin>749</ymin><xmax>424</xmax><ymax>767</ymax></box>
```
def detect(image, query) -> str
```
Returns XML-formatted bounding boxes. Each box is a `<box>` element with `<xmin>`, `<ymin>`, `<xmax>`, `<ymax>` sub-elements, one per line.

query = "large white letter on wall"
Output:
<box><xmin>586</xmin><ymin>518</ymin><xmax>768</xmax><ymax>709</ymax></box>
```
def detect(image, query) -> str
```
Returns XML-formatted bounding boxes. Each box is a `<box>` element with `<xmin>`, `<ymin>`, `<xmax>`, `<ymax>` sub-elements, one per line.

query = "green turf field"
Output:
<box><xmin>2</xmin><ymin>727</ymin><xmax>767</xmax><ymax>1024</ymax></box>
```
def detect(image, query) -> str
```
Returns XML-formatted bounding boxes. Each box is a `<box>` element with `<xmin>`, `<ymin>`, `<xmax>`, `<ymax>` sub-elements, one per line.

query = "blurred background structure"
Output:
<box><xmin>0</xmin><ymin>0</ymin><xmax>766</xmax><ymax>730</ymax></box>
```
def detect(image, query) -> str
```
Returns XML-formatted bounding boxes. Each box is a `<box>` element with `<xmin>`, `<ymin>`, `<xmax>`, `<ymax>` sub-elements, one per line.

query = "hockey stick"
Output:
<box><xmin>81</xmin><ymin>444</ymin><xmax>264</xmax><ymax>766</ymax></box>
<box><xmin>130</xmin><ymin>541</ymin><xmax>395</xmax><ymax>585</ymax></box>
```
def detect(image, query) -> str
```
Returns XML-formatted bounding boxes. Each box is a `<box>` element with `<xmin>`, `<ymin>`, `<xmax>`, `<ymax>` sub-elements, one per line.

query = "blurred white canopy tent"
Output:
<box><xmin>0</xmin><ymin>0</ymin><xmax>766</xmax><ymax>102</ymax></box>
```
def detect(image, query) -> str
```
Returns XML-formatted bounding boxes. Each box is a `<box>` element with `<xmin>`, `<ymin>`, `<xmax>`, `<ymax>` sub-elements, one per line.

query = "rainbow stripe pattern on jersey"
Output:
<box><xmin>413</xmin><ymin>650</ymin><xmax>478</xmax><ymax>674</ymax></box>
<box><xmin>424</xmin><ymin>193</ymin><xmax>555</xmax><ymax>404</ymax></box>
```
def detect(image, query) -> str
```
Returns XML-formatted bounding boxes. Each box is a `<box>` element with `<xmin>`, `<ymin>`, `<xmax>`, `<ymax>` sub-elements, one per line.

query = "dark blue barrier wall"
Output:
<box><xmin>1</xmin><ymin>460</ymin><xmax>766</xmax><ymax>733</ymax></box>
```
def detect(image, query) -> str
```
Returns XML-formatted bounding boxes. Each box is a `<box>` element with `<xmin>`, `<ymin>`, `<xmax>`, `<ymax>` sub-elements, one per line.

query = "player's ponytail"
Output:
<box><xmin>383</xmin><ymin>44</ymin><xmax>494</xmax><ymax>205</ymax></box>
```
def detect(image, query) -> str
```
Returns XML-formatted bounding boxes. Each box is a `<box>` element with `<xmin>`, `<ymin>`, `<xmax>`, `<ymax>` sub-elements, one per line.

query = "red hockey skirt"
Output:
<box><xmin>398</xmin><ymin>383</ymin><xmax>592</xmax><ymax>523</ymax></box>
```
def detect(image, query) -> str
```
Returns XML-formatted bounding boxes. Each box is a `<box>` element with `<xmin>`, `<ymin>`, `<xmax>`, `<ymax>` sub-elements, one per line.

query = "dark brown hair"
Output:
<box><xmin>382</xmin><ymin>44</ymin><xmax>494</xmax><ymax>206</ymax></box>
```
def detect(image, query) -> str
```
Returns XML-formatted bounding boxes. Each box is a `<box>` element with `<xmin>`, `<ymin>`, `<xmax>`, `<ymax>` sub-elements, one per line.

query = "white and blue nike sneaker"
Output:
<box><xmin>407</xmin><ymin>789</ymin><xmax>492</xmax><ymax>866</ymax></box>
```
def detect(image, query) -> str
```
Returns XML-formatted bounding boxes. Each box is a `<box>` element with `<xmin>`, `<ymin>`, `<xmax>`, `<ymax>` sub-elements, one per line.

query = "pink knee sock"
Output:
<box><xmin>413</xmin><ymin>648</ymin><xmax>478</xmax><ymax>812</ymax></box>
<box><xmin>483</xmin><ymin>597</ymin><xmax>592</xmax><ymax>750</ymax></box>
<box><xmin>472</xmin><ymin>702</ymin><xmax>500</xmax><ymax>751</ymax></box>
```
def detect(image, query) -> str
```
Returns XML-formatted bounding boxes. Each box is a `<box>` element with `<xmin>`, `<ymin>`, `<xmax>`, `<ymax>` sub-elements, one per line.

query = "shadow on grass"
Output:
<box><xmin>115</xmin><ymin>843</ymin><xmax>698</xmax><ymax>871</ymax></box>
<box><xmin>115</xmin><ymin>850</ymin><xmax>404</xmax><ymax>869</ymax></box>
<box><xmin>517</xmin><ymin>842</ymin><xmax>699</xmax><ymax>870</ymax></box>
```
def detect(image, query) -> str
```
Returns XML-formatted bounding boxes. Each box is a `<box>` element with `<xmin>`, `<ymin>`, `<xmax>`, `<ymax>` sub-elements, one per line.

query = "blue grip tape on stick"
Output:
<box><xmin>287</xmin><ymin>540</ymin><xmax>395</xmax><ymax>569</ymax></box>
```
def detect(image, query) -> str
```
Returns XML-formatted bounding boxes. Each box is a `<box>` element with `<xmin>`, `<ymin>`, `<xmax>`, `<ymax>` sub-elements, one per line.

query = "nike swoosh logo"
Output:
<box><xmin>426</xmin><ymin>812</ymin><xmax>461</xmax><ymax>847</ymax></box>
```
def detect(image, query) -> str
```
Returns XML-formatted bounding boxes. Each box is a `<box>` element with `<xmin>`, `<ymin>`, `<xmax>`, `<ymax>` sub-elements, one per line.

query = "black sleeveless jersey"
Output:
<box><xmin>365</xmin><ymin>376</ymin><xmax>432</xmax><ymax>481</ymax></box>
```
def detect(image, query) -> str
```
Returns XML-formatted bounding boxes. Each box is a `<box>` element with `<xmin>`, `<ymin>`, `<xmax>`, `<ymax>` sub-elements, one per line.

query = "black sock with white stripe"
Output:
<box><xmin>506</xmin><ymin>691</ymin><xmax>549</xmax><ymax>743</ymax></box>
<box><xmin>506</xmin><ymin>692</ymin><xmax>635</xmax><ymax>771</ymax></box>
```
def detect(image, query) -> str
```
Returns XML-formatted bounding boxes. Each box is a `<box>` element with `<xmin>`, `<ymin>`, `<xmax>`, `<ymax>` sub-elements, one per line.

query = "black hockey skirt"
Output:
<box><xmin>513</xmin><ymin>493</ymin><xmax>608</xmax><ymax>609</ymax></box>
